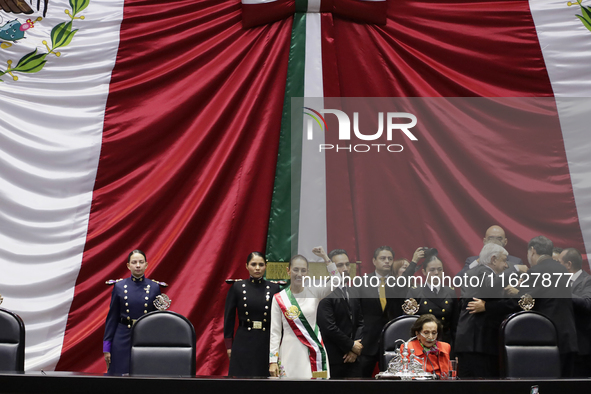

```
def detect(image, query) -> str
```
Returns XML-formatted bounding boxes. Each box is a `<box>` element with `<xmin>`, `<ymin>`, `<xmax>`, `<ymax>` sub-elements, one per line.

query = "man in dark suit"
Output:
<box><xmin>456</xmin><ymin>225</ymin><xmax>526</xmax><ymax>278</ymax></box>
<box><xmin>522</xmin><ymin>236</ymin><xmax>577</xmax><ymax>377</ymax></box>
<box><xmin>317</xmin><ymin>249</ymin><xmax>364</xmax><ymax>378</ymax></box>
<box><xmin>455</xmin><ymin>243</ymin><xmax>517</xmax><ymax>378</ymax></box>
<box><xmin>356</xmin><ymin>246</ymin><xmax>422</xmax><ymax>377</ymax></box>
<box><xmin>559</xmin><ymin>247</ymin><xmax>591</xmax><ymax>377</ymax></box>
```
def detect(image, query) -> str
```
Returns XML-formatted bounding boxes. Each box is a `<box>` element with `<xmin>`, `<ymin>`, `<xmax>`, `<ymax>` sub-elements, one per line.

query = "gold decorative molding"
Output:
<box><xmin>265</xmin><ymin>261</ymin><xmax>360</xmax><ymax>280</ymax></box>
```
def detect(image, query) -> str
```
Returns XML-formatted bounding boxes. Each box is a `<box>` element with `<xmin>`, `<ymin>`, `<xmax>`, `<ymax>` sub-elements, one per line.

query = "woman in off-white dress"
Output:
<box><xmin>269</xmin><ymin>248</ymin><xmax>338</xmax><ymax>379</ymax></box>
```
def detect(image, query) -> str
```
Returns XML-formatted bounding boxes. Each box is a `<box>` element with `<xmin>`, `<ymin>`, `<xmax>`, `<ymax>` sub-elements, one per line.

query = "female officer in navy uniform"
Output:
<box><xmin>407</xmin><ymin>249</ymin><xmax>458</xmax><ymax>348</ymax></box>
<box><xmin>103</xmin><ymin>250</ymin><xmax>161</xmax><ymax>374</ymax></box>
<box><xmin>224</xmin><ymin>252</ymin><xmax>280</xmax><ymax>377</ymax></box>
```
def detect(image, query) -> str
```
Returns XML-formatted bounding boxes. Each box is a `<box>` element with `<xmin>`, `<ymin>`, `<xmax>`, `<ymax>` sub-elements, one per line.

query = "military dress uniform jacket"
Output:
<box><xmin>103</xmin><ymin>275</ymin><xmax>161</xmax><ymax>374</ymax></box>
<box><xmin>224</xmin><ymin>277</ymin><xmax>280</xmax><ymax>377</ymax></box>
<box><xmin>407</xmin><ymin>285</ymin><xmax>458</xmax><ymax>346</ymax></box>
<box><xmin>572</xmin><ymin>270</ymin><xmax>591</xmax><ymax>356</ymax></box>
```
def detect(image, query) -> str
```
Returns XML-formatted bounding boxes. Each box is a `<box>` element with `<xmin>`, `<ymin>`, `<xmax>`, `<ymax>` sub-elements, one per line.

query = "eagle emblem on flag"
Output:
<box><xmin>0</xmin><ymin>0</ymin><xmax>48</xmax><ymax>16</ymax></box>
<box><xmin>0</xmin><ymin>0</ymin><xmax>88</xmax><ymax>81</ymax></box>
<box><xmin>568</xmin><ymin>0</ymin><xmax>591</xmax><ymax>32</ymax></box>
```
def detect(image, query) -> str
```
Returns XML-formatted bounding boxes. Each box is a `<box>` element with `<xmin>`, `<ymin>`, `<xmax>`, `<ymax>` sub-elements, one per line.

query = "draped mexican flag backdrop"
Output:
<box><xmin>0</xmin><ymin>0</ymin><xmax>590</xmax><ymax>374</ymax></box>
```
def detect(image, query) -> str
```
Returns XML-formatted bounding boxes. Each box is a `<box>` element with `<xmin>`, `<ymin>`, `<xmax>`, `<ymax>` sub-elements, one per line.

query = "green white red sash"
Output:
<box><xmin>275</xmin><ymin>288</ymin><xmax>328</xmax><ymax>378</ymax></box>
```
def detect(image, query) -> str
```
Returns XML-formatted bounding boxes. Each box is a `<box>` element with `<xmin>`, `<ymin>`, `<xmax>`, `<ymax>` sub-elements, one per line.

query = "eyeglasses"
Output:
<box><xmin>421</xmin><ymin>331</ymin><xmax>438</xmax><ymax>337</ymax></box>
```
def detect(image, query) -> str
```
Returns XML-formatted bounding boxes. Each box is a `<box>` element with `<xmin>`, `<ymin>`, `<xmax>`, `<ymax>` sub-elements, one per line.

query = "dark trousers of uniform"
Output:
<box><xmin>359</xmin><ymin>354</ymin><xmax>379</xmax><ymax>378</ymax></box>
<box><xmin>107</xmin><ymin>323</ymin><xmax>132</xmax><ymax>375</ymax></box>
<box><xmin>329</xmin><ymin>361</ymin><xmax>361</xmax><ymax>379</ymax></box>
<box><xmin>561</xmin><ymin>352</ymin><xmax>575</xmax><ymax>378</ymax></box>
<box><xmin>573</xmin><ymin>354</ymin><xmax>591</xmax><ymax>378</ymax></box>
<box><xmin>457</xmin><ymin>352</ymin><xmax>499</xmax><ymax>378</ymax></box>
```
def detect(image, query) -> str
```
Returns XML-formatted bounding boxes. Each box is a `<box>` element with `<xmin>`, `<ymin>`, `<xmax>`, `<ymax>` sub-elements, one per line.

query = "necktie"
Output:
<box><xmin>379</xmin><ymin>277</ymin><xmax>387</xmax><ymax>311</ymax></box>
<box><xmin>342</xmin><ymin>286</ymin><xmax>349</xmax><ymax>301</ymax></box>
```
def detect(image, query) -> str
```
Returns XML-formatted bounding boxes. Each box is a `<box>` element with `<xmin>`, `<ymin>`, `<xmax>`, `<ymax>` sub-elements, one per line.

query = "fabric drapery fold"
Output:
<box><xmin>2</xmin><ymin>0</ymin><xmax>589</xmax><ymax>376</ymax></box>
<box><xmin>241</xmin><ymin>0</ymin><xmax>387</xmax><ymax>28</ymax></box>
<box><xmin>56</xmin><ymin>0</ymin><xmax>292</xmax><ymax>374</ymax></box>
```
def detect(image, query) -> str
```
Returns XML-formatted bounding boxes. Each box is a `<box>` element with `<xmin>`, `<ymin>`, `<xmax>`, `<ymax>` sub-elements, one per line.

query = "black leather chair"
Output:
<box><xmin>500</xmin><ymin>311</ymin><xmax>560</xmax><ymax>378</ymax></box>
<box><xmin>0</xmin><ymin>308</ymin><xmax>25</xmax><ymax>372</ymax></box>
<box><xmin>379</xmin><ymin>315</ymin><xmax>419</xmax><ymax>371</ymax></box>
<box><xmin>130</xmin><ymin>311</ymin><xmax>196</xmax><ymax>376</ymax></box>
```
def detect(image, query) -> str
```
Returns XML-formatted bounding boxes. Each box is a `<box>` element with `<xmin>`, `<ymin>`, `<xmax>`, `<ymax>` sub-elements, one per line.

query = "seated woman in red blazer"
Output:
<box><xmin>400</xmin><ymin>314</ymin><xmax>451</xmax><ymax>378</ymax></box>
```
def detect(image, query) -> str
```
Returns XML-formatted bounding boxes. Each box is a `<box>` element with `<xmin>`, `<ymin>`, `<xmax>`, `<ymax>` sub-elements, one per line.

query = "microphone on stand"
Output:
<box><xmin>419</xmin><ymin>334</ymin><xmax>440</xmax><ymax>378</ymax></box>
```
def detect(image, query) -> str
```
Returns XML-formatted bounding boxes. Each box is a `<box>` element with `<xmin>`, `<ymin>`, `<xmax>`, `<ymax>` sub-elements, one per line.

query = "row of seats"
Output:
<box><xmin>0</xmin><ymin>309</ymin><xmax>196</xmax><ymax>375</ymax></box>
<box><xmin>379</xmin><ymin>311</ymin><xmax>561</xmax><ymax>378</ymax></box>
<box><xmin>1</xmin><ymin>308</ymin><xmax>557</xmax><ymax>377</ymax></box>
<box><xmin>0</xmin><ymin>309</ymin><xmax>25</xmax><ymax>372</ymax></box>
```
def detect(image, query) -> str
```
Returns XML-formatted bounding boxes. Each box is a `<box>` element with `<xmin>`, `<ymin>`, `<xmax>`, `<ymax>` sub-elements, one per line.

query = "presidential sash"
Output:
<box><xmin>275</xmin><ymin>288</ymin><xmax>328</xmax><ymax>378</ymax></box>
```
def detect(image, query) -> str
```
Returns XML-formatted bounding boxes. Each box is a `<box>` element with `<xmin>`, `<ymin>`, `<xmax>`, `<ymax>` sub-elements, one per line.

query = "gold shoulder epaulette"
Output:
<box><xmin>152</xmin><ymin>280</ymin><xmax>169</xmax><ymax>287</ymax></box>
<box><xmin>105</xmin><ymin>278</ymin><xmax>123</xmax><ymax>285</ymax></box>
<box><xmin>225</xmin><ymin>279</ymin><xmax>243</xmax><ymax>284</ymax></box>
